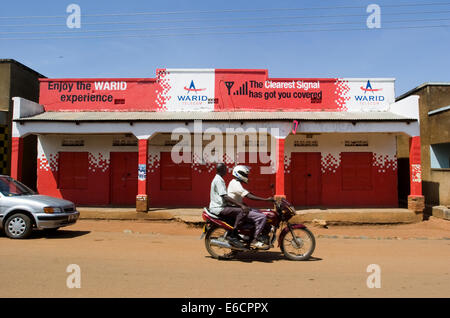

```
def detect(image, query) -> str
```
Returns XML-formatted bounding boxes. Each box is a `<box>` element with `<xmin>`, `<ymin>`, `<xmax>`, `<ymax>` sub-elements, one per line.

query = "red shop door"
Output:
<box><xmin>110</xmin><ymin>152</ymin><xmax>138</xmax><ymax>205</ymax></box>
<box><xmin>160</xmin><ymin>152</ymin><xmax>192</xmax><ymax>191</ymax></box>
<box><xmin>291</xmin><ymin>152</ymin><xmax>322</xmax><ymax>206</ymax></box>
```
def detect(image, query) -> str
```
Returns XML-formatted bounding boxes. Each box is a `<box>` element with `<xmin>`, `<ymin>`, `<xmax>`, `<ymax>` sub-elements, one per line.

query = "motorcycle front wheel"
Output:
<box><xmin>204</xmin><ymin>226</ymin><xmax>237</xmax><ymax>260</ymax></box>
<box><xmin>280</xmin><ymin>227</ymin><xmax>316</xmax><ymax>261</ymax></box>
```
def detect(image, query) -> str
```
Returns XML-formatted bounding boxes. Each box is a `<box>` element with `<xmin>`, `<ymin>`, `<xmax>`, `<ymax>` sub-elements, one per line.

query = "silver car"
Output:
<box><xmin>0</xmin><ymin>175</ymin><xmax>80</xmax><ymax>239</ymax></box>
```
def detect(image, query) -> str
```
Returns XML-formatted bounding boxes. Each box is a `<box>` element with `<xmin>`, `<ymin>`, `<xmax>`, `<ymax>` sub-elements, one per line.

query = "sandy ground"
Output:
<box><xmin>0</xmin><ymin>218</ymin><xmax>449</xmax><ymax>298</ymax></box>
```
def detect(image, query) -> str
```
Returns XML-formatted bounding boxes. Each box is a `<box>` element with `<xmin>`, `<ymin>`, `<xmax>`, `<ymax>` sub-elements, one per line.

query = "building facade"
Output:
<box><xmin>0</xmin><ymin>59</ymin><xmax>44</xmax><ymax>189</ymax></box>
<box><xmin>396</xmin><ymin>83</ymin><xmax>450</xmax><ymax>209</ymax></box>
<box><xmin>11</xmin><ymin>69</ymin><xmax>422</xmax><ymax>213</ymax></box>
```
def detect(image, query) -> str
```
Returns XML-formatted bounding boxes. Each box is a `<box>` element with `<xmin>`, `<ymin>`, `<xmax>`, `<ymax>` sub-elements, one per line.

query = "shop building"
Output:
<box><xmin>11</xmin><ymin>69</ymin><xmax>422</xmax><ymax>213</ymax></box>
<box><xmin>396</xmin><ymin>83</ymin><xmax>450</xmax><ymax>211</ymax></box>
<box><xmin>0</xmin><ymin>59</ymin><xmax>44</xmax><ymax>189</ymax></box>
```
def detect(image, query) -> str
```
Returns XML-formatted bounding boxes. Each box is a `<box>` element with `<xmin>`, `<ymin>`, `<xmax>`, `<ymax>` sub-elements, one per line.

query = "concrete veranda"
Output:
<box><xmin>77</xmin><ymin>206</ymin><xmax>423</xmax><ymax>225</ymax></box>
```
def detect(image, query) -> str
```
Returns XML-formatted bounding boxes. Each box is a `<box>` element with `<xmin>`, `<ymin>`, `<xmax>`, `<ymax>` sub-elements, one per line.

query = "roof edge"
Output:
<box><xmin>396</xmin><ymin>82</ymin><xmax>450</xmax><ymax>101</ymax></box>
<box><xmin>13</xmin><ymin>111</ymin><xmax>417</xmax><ymax>123</ymax></box>
<box><xmin>0</xmin><ymin>59</ymin><xmax>45</xmax><ymax>78</ymax></box>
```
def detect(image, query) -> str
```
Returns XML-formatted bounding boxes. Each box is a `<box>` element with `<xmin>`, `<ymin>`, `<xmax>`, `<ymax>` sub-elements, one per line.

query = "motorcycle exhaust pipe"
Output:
<box><xmin>210</xmin><ymin>239</ymin><xmax>247</xmax><ymax>251</ymax></box>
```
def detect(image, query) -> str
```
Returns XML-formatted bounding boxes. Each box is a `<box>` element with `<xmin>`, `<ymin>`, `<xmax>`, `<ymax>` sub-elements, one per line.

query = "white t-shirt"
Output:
<box><xmin>227</xmin><ymin>178</ymin><xmax>249</xmax><ymax>204</ymax></box>
<box><xmin>209</xmin><ymin>174</ymin><xmax>228</xmax><ymax>215</ymax></box>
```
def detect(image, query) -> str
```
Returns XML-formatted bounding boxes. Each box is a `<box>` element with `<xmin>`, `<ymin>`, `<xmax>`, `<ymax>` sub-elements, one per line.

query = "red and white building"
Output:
<box><xmin>11</xmin><ymin>68</ymin><xmax>423</xmax><ymax>211</ymax></box>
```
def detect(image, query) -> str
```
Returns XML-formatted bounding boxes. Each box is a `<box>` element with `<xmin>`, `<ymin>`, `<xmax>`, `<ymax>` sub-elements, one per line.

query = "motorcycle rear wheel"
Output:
<box><xmin>281</xmin><ymin>227</ymin><xmax>316</xmax><ymax>261</ymax></box>
<box><xmin>205</xmin><ymin>226</ymin><xmax>237</xmax><ymax>260</ymax></box>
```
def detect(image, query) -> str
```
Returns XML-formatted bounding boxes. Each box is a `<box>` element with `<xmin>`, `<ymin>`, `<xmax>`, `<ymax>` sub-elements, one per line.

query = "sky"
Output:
<box><xmin>0</xmin><ymin>0</ymin><xmax>449</xmax><ymax>96</ymax></box>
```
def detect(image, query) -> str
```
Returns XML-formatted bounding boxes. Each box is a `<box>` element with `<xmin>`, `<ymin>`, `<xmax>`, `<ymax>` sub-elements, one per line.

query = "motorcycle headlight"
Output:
<box><xmin>44</xmin><ymin>207</ymin><xmax>63</xmax><ymax>214</ymax></box>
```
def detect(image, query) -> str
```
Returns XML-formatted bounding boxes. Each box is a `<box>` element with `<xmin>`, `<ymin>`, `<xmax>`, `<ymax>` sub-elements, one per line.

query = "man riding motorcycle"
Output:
<box><xmin>228</xmin><ymin>165</ymin><xmax>274</xmax><ymax>248</ymax></box>
<box><xmin>209</xmin><ymin>163</ymin><xmax>249</xmax><ymax>248</ymax></box>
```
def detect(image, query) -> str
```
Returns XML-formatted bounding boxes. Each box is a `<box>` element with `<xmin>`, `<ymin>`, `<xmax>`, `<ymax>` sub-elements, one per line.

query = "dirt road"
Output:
<box><xmin>0</xmin><ymin>219</ymin><xmax>449</xmax><ymax>298</ymax></box>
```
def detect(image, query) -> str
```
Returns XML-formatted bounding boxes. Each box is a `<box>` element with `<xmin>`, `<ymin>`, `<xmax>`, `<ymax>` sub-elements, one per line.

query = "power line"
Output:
<box><xmin>0</xmin><ymin>24</ymin><xmax>448</xmax><ymax>40</ymax></box>
<box><xmin>0</xmin><ymin>2</ymin><xmax>450</xmax><ymax>19</ymax></box>
<box><xmin>2</xmin><ymin>9</ymin><xmax>450</xmax><ymax>28</ymax></box>
<box><xmin>1</xmin><ymin>17</ymin><xmax>449</xmax><ymax>35</ymax></box>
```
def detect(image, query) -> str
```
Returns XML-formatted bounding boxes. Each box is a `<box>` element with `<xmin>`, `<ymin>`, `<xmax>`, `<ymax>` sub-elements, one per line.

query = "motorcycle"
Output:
<box><xmin>201</xmin><ymin>198</ymin><xmax>316</xmax><ymax>261</ymax></box>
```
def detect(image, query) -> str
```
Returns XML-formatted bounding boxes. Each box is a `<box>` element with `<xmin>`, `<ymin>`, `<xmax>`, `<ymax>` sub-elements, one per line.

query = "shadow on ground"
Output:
<box><xmin>206</xmin><ymin>251</ymin><xmax>322</xmax><ymax>263</ymax></box>
<box><xmin>31</xmin><ymin>230</ymin><xmax>91</xmax><ymax>239</ymax></box>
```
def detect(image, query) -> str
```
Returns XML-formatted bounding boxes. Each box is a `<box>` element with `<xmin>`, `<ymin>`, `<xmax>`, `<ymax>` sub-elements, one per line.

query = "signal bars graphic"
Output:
<box><xmin>224</xmin><ymin>81</ymin><xmax>251</xmax><ymax>96</ymax></box>
<box><xmin>233</xmin><ymin>81</ymin><xmax>249</xmax><ymax>96</ymax></box>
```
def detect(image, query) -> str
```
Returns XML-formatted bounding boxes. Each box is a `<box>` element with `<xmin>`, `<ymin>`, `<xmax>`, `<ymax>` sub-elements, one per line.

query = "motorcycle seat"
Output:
<box><xmin>204</xmin><ymin>207</ymin><xmax>255</xmax><ymax>232</ymax></box>
<box><xmin>203</xmin><ymin>207</ymin><xmax>219</xmax><ymax>219</ymax></box>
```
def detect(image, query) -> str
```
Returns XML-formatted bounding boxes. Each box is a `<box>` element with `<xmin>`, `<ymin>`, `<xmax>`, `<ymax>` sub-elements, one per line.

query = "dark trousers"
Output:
<box><xmin>219</xmin><ymin>206</ymin><xmax>247</xmax><ymax>230</ymax></box>
<box><xmin>219</xmin><ymin>207</ymin><xmax>267</xmax><ymax>240</ymax></box>
<box><xmin>247</xmin><ymin>209</ymin><xmax>267</xmax><ymax>239</ymax></box>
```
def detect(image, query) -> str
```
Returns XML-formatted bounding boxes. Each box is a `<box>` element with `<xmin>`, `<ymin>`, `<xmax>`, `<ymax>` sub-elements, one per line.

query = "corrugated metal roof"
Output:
<box><xmin>15</xmin><ymin>111</ymin><xmax>415</xmax><ymax>122</ymax></box>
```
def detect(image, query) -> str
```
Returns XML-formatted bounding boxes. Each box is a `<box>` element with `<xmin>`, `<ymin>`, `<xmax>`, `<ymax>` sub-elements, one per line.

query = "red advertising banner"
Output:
<box><xmin>215</xmin><ymin>69</ymin><xmax>347</xmax><ymax>111</ymax></box>
<box><xmin>40</xmin><ymin>78</ymin><xmax>158</xmax><ymax>112</ymax></box>
<box><xmin>39</xmin><ymin>69</ymin><xmax>395</xmax><ymax>112</ymax></box>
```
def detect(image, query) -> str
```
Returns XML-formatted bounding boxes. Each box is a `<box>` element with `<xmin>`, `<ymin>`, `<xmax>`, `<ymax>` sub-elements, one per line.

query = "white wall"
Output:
<box><xmin>12</xmin><ymin>97</ymin><xmax>44</xmax><ymax>120</ymax></box>
<box><xmin>389</xmin><ymin>95</ymin><xmax>420</xmax><ymax>122</ymax></box>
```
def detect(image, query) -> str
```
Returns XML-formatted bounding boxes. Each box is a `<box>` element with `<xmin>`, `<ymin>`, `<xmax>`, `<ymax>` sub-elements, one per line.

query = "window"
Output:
<box><xmin>341</xmin><ymin>152</ymin><xmax>373</xmax><ymax>191</ymax></box>
<box><xmin>160</xmin><ymin>152</ymin><xmax>192</xmax><ymax>191</ymax></box>
<box><xmin>112</xmin><ymin>137</ymin><xmax>138</xmax><ymax>147</ymax></box>
<box><xmin>62</xmin><ymin>138</ymin><xmax>84</xmax><ymax>147</ymax></box>
<box><xmin>58</xmin><ymin>152</ymin><xmax>88</xmax><ymax>189</ymax></box>
<box><xmin>430</xmin><ymin>143</ymin><xmax>450</xmax><ymax>169</ymax></box>
<box><xmin>0</xmin><ymin>176</ymin><xmax>35</xmax><ymax>196</ymax></box>
<box><xmin>294</xmin><ymin>140</ymin><xmax>318</xmax><ymax>147</ymax></box>
<box><xmin>344</xmin><ymin>140</ymin><xmax>369</xmax><ymax>147</ymax></box>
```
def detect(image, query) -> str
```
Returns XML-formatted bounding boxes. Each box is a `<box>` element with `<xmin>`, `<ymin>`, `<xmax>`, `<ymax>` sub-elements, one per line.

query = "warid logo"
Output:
<box><xmin>355</xmin><ymin>80</ymin><xmax>385</xmax><ymax>103</ymax></box>
<box><xmin>184</xmin><ymin>80</ymin><xmax>206</xmax><ymax>93</ymax></box>
<box><xmin>178</xmin><ymin>80</ymin><xmax>208</xmax><ymax>103</ymax></box>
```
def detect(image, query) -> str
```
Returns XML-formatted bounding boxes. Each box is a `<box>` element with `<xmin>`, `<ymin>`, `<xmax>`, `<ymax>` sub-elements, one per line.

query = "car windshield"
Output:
<box><xmin>0</xmin><ymin>176</ymin><xmax>36</xmax><ymax>196</ymax></box>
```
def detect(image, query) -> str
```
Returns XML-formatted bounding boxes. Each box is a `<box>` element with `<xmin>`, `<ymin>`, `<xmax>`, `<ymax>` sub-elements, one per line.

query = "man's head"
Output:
<box><xmin>216</xmin><ymin>163</ymin><xmax>227</xmax><ymax>177</ymax></box>
<box><xmin>232</xmin><ymin>165</ymin><xmax>250</xmax><ymax>184</ymax></box>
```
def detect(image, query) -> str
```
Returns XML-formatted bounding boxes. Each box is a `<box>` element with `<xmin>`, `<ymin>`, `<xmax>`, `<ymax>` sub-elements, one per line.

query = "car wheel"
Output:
<box><xmin>5</xmin><ymin>213</ymin><xmax>33</xmax><ymax>239</ymax></box>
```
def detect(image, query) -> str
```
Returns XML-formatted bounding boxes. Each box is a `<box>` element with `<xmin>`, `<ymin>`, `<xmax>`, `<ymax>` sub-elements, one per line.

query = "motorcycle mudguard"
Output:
<box><xmin>199</xmin><ymin>224</ymin><xmax>208</xmax><ymax>240</ymax></box>
<box><xmin>278</xmin><ymin>223</ymin><xmax>307</xmax><ymax>247</ymax></box>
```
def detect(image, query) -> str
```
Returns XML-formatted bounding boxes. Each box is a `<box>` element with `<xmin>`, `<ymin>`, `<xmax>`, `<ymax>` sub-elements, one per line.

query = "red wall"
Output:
<box><xmin>284</xmin><ymin>152</ymin><xmax>398</xmax><ymax>207</ymax></box>
<box><xmin>214</xmin><ymin>69</ymin><xmax>345</xmax><ymax>111</ymax></box>
<box><xmin>37</xmin><ymin>154</ymin><xmax>110</xmax><ymax>205</ymax></box>
<box><xmin>37</xmin><ymin>150</ymin><xmax>397</xmax><ymax>208</ymax></box>
<box><xmin>39</xmin><ymin>78</ymin><xmax>158</xmax><ymax>112</ymax></box>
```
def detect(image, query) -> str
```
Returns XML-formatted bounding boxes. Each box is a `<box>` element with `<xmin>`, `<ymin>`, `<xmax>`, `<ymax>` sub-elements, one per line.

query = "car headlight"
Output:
<box><xmin>44</xmin><ymin>207</ymin><xmax>63</xmax><ymax>214</ymax></box>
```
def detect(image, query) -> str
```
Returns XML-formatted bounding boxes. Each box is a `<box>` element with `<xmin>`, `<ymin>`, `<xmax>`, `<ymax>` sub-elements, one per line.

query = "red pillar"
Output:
<box><xmin>275</xmin><ymin>138</ymin><xmax>286</xmax><ymax>199</ymax></box>
<box><xmin>409</xmin><ymin>136</ymin><xmax>422</xmax><ymax>196</ymax></box>
<box><xmin>408</xmin><ymin>136</ymin><xmax>425</xmax><ymax>217</ymax></box>
<box><xmin>10</xmin><ymin>137</ymin><xmax>24</xmax><ymax>181</ymax></box>
<box><xmin>136</xmin><ymin>139</ymin><xmax>148</xmax><ymax>212</ymax></box>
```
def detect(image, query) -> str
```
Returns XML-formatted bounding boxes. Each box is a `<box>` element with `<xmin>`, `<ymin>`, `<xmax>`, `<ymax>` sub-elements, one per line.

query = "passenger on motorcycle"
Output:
<box><xmin>209</xmin><ymin>163</ymin><xmax>249</xmax><ymax>248</ymax></box>
<box><xmin>228</xmin><ymin>165</ymin><xmax>274</xmax><ymax>248</ymax></box>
